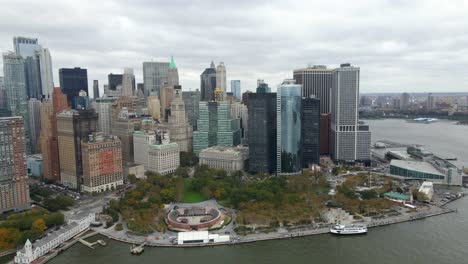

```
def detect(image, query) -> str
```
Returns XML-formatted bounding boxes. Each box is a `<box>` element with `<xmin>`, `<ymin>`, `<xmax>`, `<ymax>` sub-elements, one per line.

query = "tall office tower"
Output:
<box><xmin>320</xmin><ymin>113</ymin><xmax>331</xmax><ymax>155</ymax></box>
<box><xmin>28</xmin><ymin>99</ymin><xmax>42</xmax><ymax>154</ymax></box>
<box><xmin>122</xmin><ymin>68</ymin><xmax>135</xmax><ymax>96</ymax></box>
<box><xmin>0</xmin><ymin>77</ymin><xmax>8</xmax><ymax>116</ymax></box>
<box><xmin>111</xmin><ymin>96</ymin><xmax>139</xmax><ymax>121</ymax></box>
<box><xmin>3</xmin><ymin>52</ymin><xmax>31</xmax><ymax>153</ymax></box>
<box><xmin>331</xmin><ymin>63</ymin><xmax>371</xmax><ymax>163</ymax></box>
<box><xmin>0</xmin><ymin>117</ymin><xmax>30</xmax><ymax>213</ymax></box>
<box><xmin>301</xmin><ymin>97</ymin><xmax>320</xmax><ymax>167</ymax></box>
<box><xmin>293</xmin><ymin>65</ymin><xmax>333</xmax><ymax>114</ymax></box>
<box><xmin>59</xmin><ymin>67</ymin><xmax>88</xmax><ymax>109</ymax></box>
<box><xmin>192</xmin><ymin>101</ymin><xmax>241</xmax><ymax>156</ymax></box>
<box><xmin>74</xmin><ymin>90</ymin><xmax>90</xmax><ymax>110</ymax></box>
<box><xmin>400</xmin><ymin>93</ymin><xmax>410</xmax><ymax>110</ymax></box>
<box><xmin>230</xmin><ymin>102</ymin><xmax>248</xmax><ymax>142</ymax></box>
<box><xmin>108</xmin><ymin>73</ymin><xmax>123</xmax><ymax>91</ymax></box>
<box><xmin>13</xmin><ymin>37</ymin><xmax>54</xmax><ymax>99</ymax></box>
<box><xmin>112</xmin><ymin>109</ymin><xmax>144</xmax><ymax>165</ymax></box>
<box><xmin>242</xmin><ymin>90</ymin><xmax>252</xmax><ymax>106</ymax></box>
<box><xmin>147</xmin><ymin>96</ymin><xmax>161</xmax><ymax>120</ymax></box>
<box><xmin>230</xmin><ymin>80</ymin><xmax>241</xmax><ymax>101</ymax></box>
<box><xmin>200</xmin><ymin>62</ymin><xmax>217</xmax><ymax>101</ymax></box>
<box><xmin>160</xmin><ymin>83</ymin><xmax>173</xmax><ymax>120</ymax></box>
<box><xmin>247</xmin><ymin>93</ymin><xmax>277</xmax><ymax>174</ymax></box>
<box><xmin>40</xmin><ymin>88</ymin><xmax>68</xmax><ymax>182</ymax></box>
<box><xmin>167</xmin><ymin>85</ymin><xmax>193</xmax><ymax>152</ymax></box>
<box><xmin>94</xmin><ymin>97</ymin><xmax>116</xmax><ymax>135</ymax></box>
<box><xmin>57</xmin><ymin>109</ymin><xmax>98</xmax><ymax>190</ymax></box>
<box><xmin>143</xmin><ymin>61</ymin><xmax>170</xmax><ymax>97</ymax></box>
<box><xmin>256</xmin><ymin>83</ymin><xmax>271</xmax><ymax>93</ymax></box>
<box><xmin>93</xmin><ymin>80</ymin><xmax>100</xmax><ymax>99</ymax></box>
<box><xmin>426</xmin><ymin>93</ymin><xmax>435</xmax><ymax>110</ymax></box>
<box><xmin>216</xmin><ymin>62</ymin><xmax>226</xmax><ymax>99</ymax></box>
<box><xmin>257</xmin><ymin>79</ymin><xmax>265</xmax><ymax>87</ymax></box>
<box><xmin>81</xmin><ymin>133</ymin><xmax>123</xmax><ymax>193</ymax></box>
<box><xmin>168</xmin><ymin>56</ymin><xmax>179</xmax><ymax>86</ymax></box>
<box><xmin>276</xmin><ymin>79</ymin><xmax>302</xmax><ymax>175</ymax></box>
<box><xmin>182</xmin><ymin>90</ymin><xmax>201</xmax><ymax>130</ymax></box>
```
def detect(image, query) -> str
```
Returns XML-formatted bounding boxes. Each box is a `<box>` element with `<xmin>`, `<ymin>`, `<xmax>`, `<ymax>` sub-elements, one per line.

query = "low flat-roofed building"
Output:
<box><xmin>199</xmin><ymin>146</ymin><xmax>248</xmax><ymax>172</ymax></box>
<box><xmin>177</xmin><ymin>231</ymin><xmax>230</xmax><ymax>245</ymax></box>
<box><xmin>383</xmin><ymin>192</ymin><xmax>410</xmax><ymax>202</ymax></box>
<box><xmin>390</xmin><ymin>159</ymin><xmax>462</xmax><ymax>186</ymax></box>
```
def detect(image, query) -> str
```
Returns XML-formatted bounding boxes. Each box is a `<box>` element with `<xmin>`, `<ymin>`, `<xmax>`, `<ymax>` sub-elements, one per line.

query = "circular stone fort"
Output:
<box><xmin>166</xmin><ymin>206</ymin><xmax>225</xmax><ymax>231</ymax></box>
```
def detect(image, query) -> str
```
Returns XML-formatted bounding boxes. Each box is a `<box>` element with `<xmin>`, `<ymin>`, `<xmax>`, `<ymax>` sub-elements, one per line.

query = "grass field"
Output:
<box><xmin>183</xmin><ymin>179</ymin><xmax>206</xmax><ymax>203</ymax></box>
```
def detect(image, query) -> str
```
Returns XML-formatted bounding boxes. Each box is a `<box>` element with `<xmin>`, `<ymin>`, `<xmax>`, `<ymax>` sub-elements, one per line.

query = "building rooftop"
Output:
<box><xmin>384</xmin><ymin>192</ymin><xmax>410</xmax><ymax>201</ymax></box>
<box><xmin>390</xmin><ymin>160</ymin><xmax>444</xmax><ymax>176</ymax></box>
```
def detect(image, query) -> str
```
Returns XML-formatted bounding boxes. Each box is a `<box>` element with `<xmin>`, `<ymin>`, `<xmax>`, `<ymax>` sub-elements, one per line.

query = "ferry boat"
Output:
<box><xmin>408</xmin><ymin>117</ymin><xmax>438</xmax><ymax>124</ymax></box>
<box><xmin>130</xmin><ymin>243</ymin><xmax>145</xmax><ymax>255</ymax></box>
<box><xmin>330</xmin><ymin>224</ymin><xmax>367</xmax><ymax>235</ymax></box>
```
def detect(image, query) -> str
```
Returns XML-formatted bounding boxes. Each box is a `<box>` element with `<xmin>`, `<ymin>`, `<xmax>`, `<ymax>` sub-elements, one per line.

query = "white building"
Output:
<box><xmin>216</xmin><ymin>62</ymin><xmax>226</xmax><ymax>99</ymax></box>
<box><xmin>122</xmin><ymin>68</ymin><xmax>135</xmax><ymax>97</ymax></box>
<box><xmin>418</xmin><ymin>181</ymin><xmax>434</xmax><ymax>200</ymax></box>
<box><xmin>199</xmin><ymin>146</ymin><xmax>248</xmax><ymax>172</ymax></box>
<box><xmin>15</xmin><ymin>213</ymin><xmax>94</xmax><ymax>264</ymax></box>
<box><xmin>148</xmin><ymin>142</ymin><xmax>180</xmax><ymax>175</ymax></box>
<box><xmin>93</xmin><ymin>97</ymin><xmax>116</xmax><ymax>135</ymax></box>
<box><xmin>133</xmin><ymin>130</ymin><xmax>156</xmax><ymax>170</ymax></box>
<box><xmin>177</xmin><ymin>231</ymin><xmax>230</xmax><ymax>245</ymax></box>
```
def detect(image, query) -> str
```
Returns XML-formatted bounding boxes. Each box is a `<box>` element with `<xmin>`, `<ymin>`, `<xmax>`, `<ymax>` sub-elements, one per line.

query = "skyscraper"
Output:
<box><xmin>59</xmin><ymin>67</ymin><xmax>88</xmax><ymax>108</ymax></box>
<box><xmin>320</xmin><ymin>113</ymin><xmax>331</xmax><ymax>155</ymax></box>
<box><xmin>108</xmin><ymin>73</ymin><xmax>123</xmax><ymax>92</ymax></box>
<box><xmin>168</xmin><ymin>56</ymin><xmax>179</xmax><ymax>86</ymax></box>
<box><xmin>247</xmin><ymin>93</ymin><xmax>277</xmax><ymax>174</ymax></box>
<box><xmin>400</xmin><ymin>93</ymin><xmax>410</xmax><ymax>110</ymax></box>
<box><xmin>13</xmin><ymin>37</ymin><xmax>54</xmax><ymax>99</ymax></box>
<box><xmin>200</xmin><ymin>62</ymin><xmax>217</xmax><ymax>101</ymax></box>
<box><xmin>182</xmin><ymin>90</ymin><xmax>201</xmax><ymax>130</ymax></box>
<box><xmin>147</xmin><ymin>96</ymin><xmax>161</xmax><ymax>120</ymax></box>
<box><xmin>93</xmin><ymin>80</ymin><xmax>100</xmax><ymax>99</ymax></box>
<box><xmin>143</xmin><ymin>61</ymin><xmax>170</xmax><ymax>97</ymax></box>
<box><xmin>216</xmin><ymin>62</ymin><xmax>226</xmax><ymax>99</ymax></box>
<box><xmin>230</xmin><ymin>80</ymin><xmax>241</xmax><ymax>101</ymax></box>
<box><xmin>293</xmin><ymin>65</ymin><xmax>333</xmax><ymax>114</ymax></box>
<box><xmin>277</xmin><ymin>79</ymin><xmax>302</xmax><ymax>175</ymax></box>
<box><xmin>160</xmin><ymin>83</ymin><xmax>174</xmax><ymax>121</ymax></box>
<box><xmin>193</xmin><ymin>101</ymin><xmax>241</xmax><ymax>156</ymax></box>
<box><xmin>93</xmin><ymin>97</ymin><xmax>116</xmax><ymax>135</ymax></box>
<box><xmin>301</xmin><ymin>97</ymin><xmax>320</xmax><ymax>167</ymax></box>
<box><xmin>28</xmin><ymin>98</ymin><xmax>42</xmax><ymax>154</ymax></box>
<box><xmin>331</xmin><ymin>63</ymin><xmax>371</xmax><ymax>163</ymax></box>
<box><xmin>3</xmin><ymin>52</ymin><xmax>31</xmax><ymax>153</ymax></box>
<box><xmin>0</xmin><ymin>117</ymin><xmax>30</xmax><ymax>213</ymax></box>
<box><xmin>167</xmin><ymin>85</ymin><xmax>193</xmax><ymax>152</ymax></box>
<box><xmin>40</xmin><ymin>87</ymin><xmax>69</xmax><ymax>182</ymax></box>
<box><xmin>57</xmin><ymin>109</ymin><xmax>98</xmax><ymax>190</ymax></box>
<box><xmin>122</xmin><ymin>68</ymin><xmax>135</xmax><ymax>96</ymax></box>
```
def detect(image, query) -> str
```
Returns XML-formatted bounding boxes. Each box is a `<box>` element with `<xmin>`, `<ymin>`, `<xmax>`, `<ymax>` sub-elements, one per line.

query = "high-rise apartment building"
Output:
<box><xmin>216</xmin><ymin>62</ymin><xmax>226</xmax><ymax>99</ymax></box>
<box><xmin>59</xmin><ymin>67</ymin><xmax>88</xmax><ymax>109</ymax></box>
<box><xmin>277</xmin><ymin>80</ymin><xmax>302</xmax><ymax>175</ymax></box>
<box><xmin>167</xmin><ymin>86</ymin><xmax>193</xmax><ymax>152</ymax></box>
<box><xmin>293</xmin><ymin>65</ymin><xmax>333</xmax><ymax>114</ymax></box>
<box><xmin>230</xmin><ymin>80</ymin><xmax>241</xmax><ymax>101</ymax></box>
<box><xmin>200</xmin><ymin>62</ymin><xmax>217</xmax><ymax>101</ymax></box>
<box><xmin>81</xmin><ymin>133</ymin><xmax>123</xmax><ymax>193</ymax></box>
<box><xmin>122</xmin><ymin>68</ymin><xmax>135</xmax><ymax>96</ymax></box>
<box><xmin>0</xmin><ymin>117</ymin><xmax>30</xmax><ymax>213</ymax></box>
<box><xmin>40</xmin><ymin>88</ymin><xmax>68</xmax><ymax>182</ymax></box>
<box><xmin>426</xmin><ymin>93</ymin><xmax>435</xmax><ymax>110</ymax></box>
<box><xmin>182</xmin><ymin>90</ymin><xmax>201</xmax><ymax>130</ymax></box>
<box><xmin>193</xmin><ymin>101</ymin><xmax>241</xmax><ymax>156</ymax></box>
<box><xmin>331</xmin><ymin>63</ymin><xmax>371</xmax><ymax>163</ymax></box>
<box><xmin>301</xmin><ymin>97</ymin><xmax>320</xmax><ymax>167</ymax></box>
<box><xmin>143</xmin><ymin>61</ymin><xmax>170</xmax><ymax>97</ymax></box>
<box><xmin>57</xmin><ymin>109</ymin><xmax>98</xmax><ymax>190</ymax></box>
<box><xmin>247</xmin><ymin>93</ymin><xmax>277</xmax><ymax>174</ymax></box>
<box><xmin>28</xmin><ymin>99</ymin><xmax>42</xmax><ymax>153</ymax></box>
<box><xmin>93</xmin><ymin>80</ymin><xmax>99</xmax><ymax>99</ymax></box>
<box><xmin>3</xmin><ymin>52</ymin><xmax>31</xmax><ymax>153</ymax></box>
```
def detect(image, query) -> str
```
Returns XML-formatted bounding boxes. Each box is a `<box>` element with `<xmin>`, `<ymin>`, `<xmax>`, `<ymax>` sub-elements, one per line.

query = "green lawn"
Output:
<box><xmin>183</xmin><ymin>191</ymin><xmax>205</xmax><ymax>203</ymax></box>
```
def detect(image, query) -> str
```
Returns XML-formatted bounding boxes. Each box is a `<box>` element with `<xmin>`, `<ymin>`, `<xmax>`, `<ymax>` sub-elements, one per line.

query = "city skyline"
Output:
<box><xmin>1</xmin><ymin>0</ymin><xmax>467</xmax><ymax>94</ymax></box>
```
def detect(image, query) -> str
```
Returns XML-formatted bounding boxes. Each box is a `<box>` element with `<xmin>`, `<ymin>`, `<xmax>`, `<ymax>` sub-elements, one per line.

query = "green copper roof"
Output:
<box><xmin>169</xmin><ymin>56</ymin><xmax>176</xmax><ymax>69</ymax></box>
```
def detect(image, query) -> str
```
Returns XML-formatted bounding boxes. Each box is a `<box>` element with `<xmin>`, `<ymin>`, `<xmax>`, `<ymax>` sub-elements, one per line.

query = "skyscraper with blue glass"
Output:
<box><xmin>276</xmin><ymin>79</ymin><xmax>302</xmax><ymax>175</ymax></box>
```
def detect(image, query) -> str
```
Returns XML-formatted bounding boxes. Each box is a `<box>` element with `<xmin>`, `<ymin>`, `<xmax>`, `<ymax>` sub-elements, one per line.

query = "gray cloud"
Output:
<box><xmin>1</xmin><ymin>0</ymin><xmax>468</xmax><ymax>94</ymax></box>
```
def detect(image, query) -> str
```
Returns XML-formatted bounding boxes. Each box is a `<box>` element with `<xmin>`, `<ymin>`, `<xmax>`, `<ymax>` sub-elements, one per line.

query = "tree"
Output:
<box><xmin>175</xmin><ymin>167</ymin><xmax>189</xmax><ymax>177</ymax></box>
<box><xmin>174</xmin><ymin>177</ymin><xmax>185</xmax><ymax>202</ymax></box>
<box><xmin>31</xmin><ymin>219</ymin><xmax>46</xmax><ymax>233</ymax></box>
<box><xmin>128</xmin><ymin>174</ymin><xmax>137</xmax><ymax>184</ymax></box>
<box><xmin>180</xmin><ymin>152</ymin><xmax>199</xmax><ymax>167</ymax></box>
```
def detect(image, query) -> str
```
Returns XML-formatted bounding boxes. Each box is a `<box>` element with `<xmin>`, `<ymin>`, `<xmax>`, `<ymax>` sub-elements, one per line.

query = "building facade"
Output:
<box><xmin>81</xmin><ymin>133</ymin><xmax>123</xmax><ymax>193</ymax></box>
<box><xmin>320</xmin><ymin>113</ymin><xmax>331</xmax><ymax>155</ymax></box>
<box><xmin>230</xmin><ymin>80</ymin><xmax>241</xmax><ymax>101</ymax></box>
<box><xmin>93</xmin><ymin>80</ymin><xmax>99</xmax><ymax>99</ymax></box>
<box><xmin>0</xmin><ymin>117</ymin><xmax>30</xmax><ymax>213</ymax></box>
<box><xmin>167</xmin><ymin>86</ymin><xmax>193</xmax><ymax>152</ymax></box>
<box><xmin>199</xmin><ymin>146</ymin><xmax>248</xmax><ymax>172</ymax></box>
<box><xmin>182</xmin><ymin>90</ymin><xmax>200</xmax><ymax>130</ymax></box>
<box><xmin>93</xmin><ymin>97</ymin><xmax>116</xmax><ymax>135</ymax></box>
<box><xmin>28</xmin><ymin>98</ymin><xmax>42</xmax><ymax>153</ymax></box>
<box><xmin>216</xmin><ymin>62</ymin><xmax>226</xmax><ymax>99</ymax></box>
<box><xmin>301</xmin><ymin>97</ymin><xmax>320</xmax><ymax>167</ymax></box>
<box><xmin>247</xmin><ymin>93</ymin><xmax>277</xmax><ymax>174</ymax></box>
<box><xmin>59</xmin><ymin>67</ymin><xmax>88</xmax><ymax>109</ymax></box>
<box><xmin>200</xmin><ymin>62</ymin><xmax>217</xmax><ymax>101</ymax></box>
<box><xmin>122</xmin><ymin>68</ymin><xmax>135</xmax><ymax>96</ymax></box>
<box><xmin>147</xmin><ymin>142</ymin><xmax>180</xmax><ymax>175</ymax></box>
<box><xmin>277</xmin><ymin>80</ymin><xmax>302</xmax><ymax>175</ymax></box>
<box><xmin>293</xmin><ymin>66</ymin><xmax>333</xmax><ymax>114</ymax></box>
<box><xmin>143</xmin><ymin>61</ymin><xmax>170</xmax><ymax>97</ymax></box>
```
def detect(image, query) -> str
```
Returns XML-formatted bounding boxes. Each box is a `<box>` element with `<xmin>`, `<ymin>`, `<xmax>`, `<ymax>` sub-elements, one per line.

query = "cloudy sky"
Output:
<box><xmin>1</xmin><ymin>0</ymin><xmax>468</xmax><ymax>94</ymax></box>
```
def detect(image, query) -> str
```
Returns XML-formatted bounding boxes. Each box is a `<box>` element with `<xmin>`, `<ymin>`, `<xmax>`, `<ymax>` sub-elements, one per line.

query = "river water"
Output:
<box><xmin>3</xmin><ymin>119</ymin><xmax>468</xmax><ymax>264</ymax></box>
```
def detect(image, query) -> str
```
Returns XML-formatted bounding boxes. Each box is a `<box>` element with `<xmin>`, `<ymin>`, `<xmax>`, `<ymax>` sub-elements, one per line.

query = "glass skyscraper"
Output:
<box><xmin>230</xmin><ymin>80</ymin><xmax>241</xmax><ymax>101</ymax></box>
<box><xmin>276</xmin><ymin>80</ymin><xmax>302</xmax><ymax>175</ymax></box>
<box><xmin>59</xmin><ymin>67</ymin><xmax>88</xmax><ymax>109</ymax></box>
<box><xmin>301</xmin><ymin>97</ymin><xmax>320</xmax><ymax>167</ymax></box>
<box><xmin>143</xmin><ymin>61</ymin><xmax>170</xmax><ymax>97</ymax></box>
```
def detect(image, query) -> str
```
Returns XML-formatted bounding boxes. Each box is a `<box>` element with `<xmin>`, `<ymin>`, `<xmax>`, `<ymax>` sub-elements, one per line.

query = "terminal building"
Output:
<box><xmin>177</xmin><ymin>231</ymin><xmax>230</xmax><ymax>245</ymax></box>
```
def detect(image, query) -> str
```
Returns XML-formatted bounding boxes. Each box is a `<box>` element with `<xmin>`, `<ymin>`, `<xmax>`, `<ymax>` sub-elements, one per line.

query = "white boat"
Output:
<box><xmin>330</xmin><ymin>224</ymin><xmax>367</xmax><ymax>235</ymax></box>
